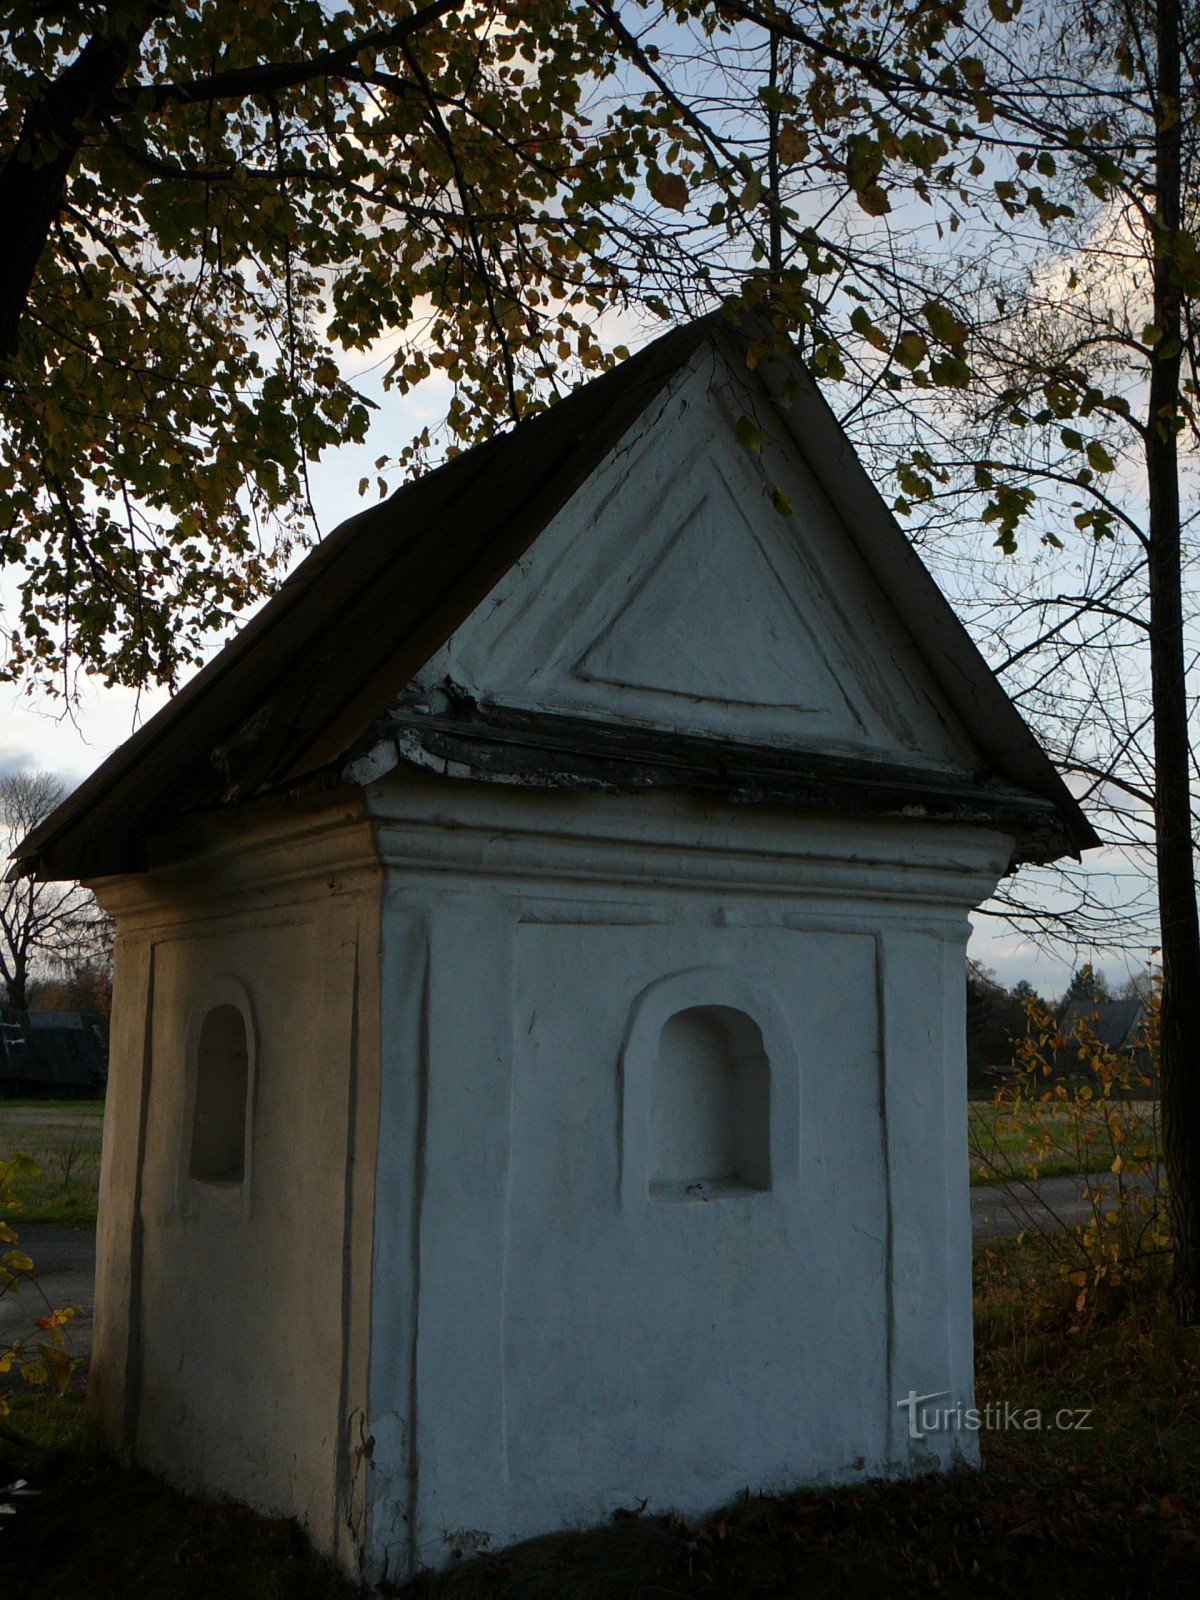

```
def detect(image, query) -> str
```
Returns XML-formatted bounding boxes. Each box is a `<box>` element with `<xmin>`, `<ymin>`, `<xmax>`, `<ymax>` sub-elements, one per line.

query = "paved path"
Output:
<box><xmin>0</xmin><ymin>1223</ymin><xmax>96</xmax><ymax>1365</ymax></box>
<box><xmin>970</xmin><ymin>1170</ymin><xmax>1157</xmax><ymax>1241</ymax></box>
<box><xmin>0</xmin><ymin>1105</ymin><xmax>103</xmax><ymax>1131</ymax></box>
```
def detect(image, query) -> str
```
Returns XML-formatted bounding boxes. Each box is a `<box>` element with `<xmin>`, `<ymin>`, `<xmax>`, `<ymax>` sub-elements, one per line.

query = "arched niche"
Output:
<box><xmin>178</xmin><ymin>973</ymin><xmax>257</xmax><ymax>1215</ymax></box>
<box><xmin>619</xmin><ymin>967</ymin><xmax>799</xmax><ymax>1206</ymax></box>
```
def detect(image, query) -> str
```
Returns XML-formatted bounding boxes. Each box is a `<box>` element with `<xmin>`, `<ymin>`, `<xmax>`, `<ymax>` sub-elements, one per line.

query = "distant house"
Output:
<box><xmin>1059</xmin><ymin>995</ymin><xmax>1153</xmax><ymax>1087</ymax></box>
<box><xmin>1060</xmin><ymin>995</ymin><xmax>1146</xmax><ymax>1054</ymax></box>
<box><xmin>12</xmin><ymin>313</ymin><xmax>1095</xmax><ymax>1582</ymax></box>
<box><xmin>0</xmin><ymin>1009</ymin><xmax>108</xmax><ymax>1097</ymax></box>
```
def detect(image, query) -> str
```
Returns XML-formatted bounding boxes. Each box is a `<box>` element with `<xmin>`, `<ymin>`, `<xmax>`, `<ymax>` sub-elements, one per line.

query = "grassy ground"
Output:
<box><xmin>0</xmin><ymin>1099</ymin><xmax>105</xmax><ymax>1114</ymax></box>
<box><xmin>967</xmin><ymin>1099</ymin><xmax>1160</xmax><ymax>1186</ymax></box>
<box><xmin>1</xmin><ymin>1246</ymin><xmax>1197</xmax><ymax>1598</ymax></box>
<box><xmin>0</xmin><ymin>1104</ymin><xmax>103</xmax><ymax>1226</ymax></box>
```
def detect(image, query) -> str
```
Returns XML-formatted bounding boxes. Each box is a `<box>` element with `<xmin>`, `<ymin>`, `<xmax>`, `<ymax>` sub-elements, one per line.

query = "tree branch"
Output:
<box><xmin>117</xmin><ymin>0</ymin><xmax>462</xmax><ymax>111</ymax></box>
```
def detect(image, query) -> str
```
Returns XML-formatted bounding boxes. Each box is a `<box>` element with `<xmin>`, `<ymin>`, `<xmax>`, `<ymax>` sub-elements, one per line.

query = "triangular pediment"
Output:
<box><xmin>575</xmin><ymin>487</ymin><xmax>852</xmax><ymax>715</ymax></box>
<box><xmin>407</xmin><ymin>353</ymin><xmax>978</xmax><ymax>772</ymax></box>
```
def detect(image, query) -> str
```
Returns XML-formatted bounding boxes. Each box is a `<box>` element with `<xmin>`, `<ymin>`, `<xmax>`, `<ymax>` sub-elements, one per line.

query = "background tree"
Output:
<box><xmin>1059</xmin><ymin>963</ymin><xmax>1115</xmax><ymax>1017</ymax></box>
<box><xmin>0</xmin><ymin>0</ymin><xmax>699</xmax><ymax>687</ymax></box>
<box><xmin>0</xmin><ymin>772</ymin><xmax>110</xmax><ymax>1010</ymax></box>
<box><xmin>1116</xmin><ymin>968</ymin><xmax>1157</xmax><ymax>1002</ymax></box>
<box><xmin>965</xmin><ymin>960</ymin><xmax>1029</xmax><ymax>1088</ymax></box>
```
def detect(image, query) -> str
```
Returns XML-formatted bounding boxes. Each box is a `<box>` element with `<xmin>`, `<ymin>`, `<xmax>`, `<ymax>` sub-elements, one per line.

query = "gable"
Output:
<box><xmin>12</xmin><ymin>313</ymin><xmax>1095</xmax><ymax>884</ymax></box>
<box><xmin>411</xmin><ymin>348</ymin><xmax>978</xmax><ymax>775</ymax></box>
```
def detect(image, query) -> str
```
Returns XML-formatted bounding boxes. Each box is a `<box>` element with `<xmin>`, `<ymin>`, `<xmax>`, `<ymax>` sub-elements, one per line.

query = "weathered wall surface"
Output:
<box><xmin>362</xmin><ymin>774</ymin><xmax>1010</xmax><ymax>1581</ymax></box>
<box><xmin>87</xmin><ymin>795</ymin><xmax>382</xmax><ymax>1569</ymax></box>
<box><xmin>409</xmin><ymin>346</ymin><xmax>980</xmax><ymax>778</ymax></box>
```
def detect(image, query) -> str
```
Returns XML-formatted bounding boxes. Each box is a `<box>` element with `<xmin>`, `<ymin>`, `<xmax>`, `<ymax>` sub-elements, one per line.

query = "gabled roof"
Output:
<box><xmin>13</xmin><ymin>313</ymin><xmax>1097</xmax><ymax>882</ymax></box>
<box><xmin>1060</xmin><ymin>996</ymin><xmax>1147</xmax><ymax>1053</ymax></box>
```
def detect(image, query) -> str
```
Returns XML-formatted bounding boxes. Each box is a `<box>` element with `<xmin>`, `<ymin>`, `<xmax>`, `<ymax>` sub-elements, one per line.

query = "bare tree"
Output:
<box><xmin>0</xmin><ymin>771</ymin><xmax>109</xmax><ymax>1011</ymax></box>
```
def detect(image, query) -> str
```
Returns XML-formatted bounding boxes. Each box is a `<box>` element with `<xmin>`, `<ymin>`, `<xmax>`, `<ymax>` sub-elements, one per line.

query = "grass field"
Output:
<box><xmin>967</xmin><ymin>1099</ymin><xmax>1160</xmax><ymax>1186</ymax></box>
<box><xmin>0</xmin><ymin>1103</ymin><xmax>104</xmax><ymax>1226</ymax></box>
<box><xmin>2</xmin><ymin>1244</ymin><xmax>1197</xmax><ymax>1598</ymax></box>
<box><xmin>0</xmin><ymin>1099</ymin><xmax>105</xmax><ymax>1114</ymax></box>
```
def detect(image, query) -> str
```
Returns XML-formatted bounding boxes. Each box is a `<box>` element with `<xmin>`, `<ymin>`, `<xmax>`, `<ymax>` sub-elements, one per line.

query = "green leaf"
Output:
<box><xmin>894</xmin><ymin>331</ymin><xmax>928</xmax><ymax>371</ymax></box>
<box><xmin>777</xmin><ymin>123</ymin><xmax>809</xmax><ymax>164</ymax></box>
<box><xmin>736</xmin><ymin>415</ymin><xmax>765</xmax><ymax>453</ymax></box>
<box><xmin>856</xmin><ymin>183</ymin><xmax>891</xmax><ymax>217</ymax></box>
<box><xmin>930</xmin><ymin>354</ymin><xmax>971</xmax><ymax>388</ymax></box>
<box><xmin>845</xmin><ymin>132</ymin><xmax>884</xmax><ymax>193</ymax></box>
<box><xmin>850</xmin><ymin>306</ymin><xmax>888</xmax><ymax>350</ymax></box>
<box><xmin>1086</xmin><ymin>441</ymin><xmax>1117</xmax><ymax>473</ymax></box>
<box><xmin>922</xmin><ymin>301</ymin><xmax>969</xmax><ymax>346</ymax></box>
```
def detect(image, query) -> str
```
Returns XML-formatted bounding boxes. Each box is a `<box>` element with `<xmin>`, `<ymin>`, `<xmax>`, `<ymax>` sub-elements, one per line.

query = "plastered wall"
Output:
<box><xmin>87</xmin><ymin>799</ymin><xmax>382</xmax><ymax>1569</ymax></box>
<box><xmin>362</xmin><ymin>775</ymin><xmax>1009</xmax><ymax>1581</ymax></box>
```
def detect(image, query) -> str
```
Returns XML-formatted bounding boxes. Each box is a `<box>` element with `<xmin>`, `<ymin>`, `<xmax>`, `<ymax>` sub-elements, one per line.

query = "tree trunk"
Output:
<box><xmin>1148</xmin><ymin>0</ymin><xmax>1200</xmax><ymax>1323</ymax></box>
<box><xmin>4</xmin><ymin>962</ymin><xmax>28</xmax><ymax>1012</ymax></box>
<box><xmin>0</xmin><ymin>5</ymin><xmax>162</xmax><ymax>365</ymax></box>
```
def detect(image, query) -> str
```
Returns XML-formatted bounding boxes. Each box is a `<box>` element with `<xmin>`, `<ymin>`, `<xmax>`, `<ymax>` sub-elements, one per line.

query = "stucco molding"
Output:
<box><xmin>88</xmin><ymin>808</ymin><xmax>381</xmax><ymax>930</ymax></box>
<box><xmin>369</xmin><ymin>811</ymin><xmax>1011</xmax><ymax>913</ymax></box>
<box><xmin>90</xmin><ymin>775</ymin><xmax>1011</xmax><ymax>935</ymax></box>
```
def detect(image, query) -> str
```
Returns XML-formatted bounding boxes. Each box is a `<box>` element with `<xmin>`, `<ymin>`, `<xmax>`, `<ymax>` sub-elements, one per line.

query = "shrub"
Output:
<box><xmin>969</xmin><ymin>986</ymin><xmax>1169</xmax><ymax>1315</ymax></box>
<box><xmin>1</xmin><ymin>1151</ymin><xmax>79</xmax><ymax>1425</ymax></box>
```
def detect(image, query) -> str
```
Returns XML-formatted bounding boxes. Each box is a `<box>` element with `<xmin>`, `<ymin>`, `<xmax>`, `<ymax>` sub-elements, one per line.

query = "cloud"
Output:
<box><xmin>0</xmin><ymin>745</ymin><xmax>37</xmax><ymax>782</ymax></box>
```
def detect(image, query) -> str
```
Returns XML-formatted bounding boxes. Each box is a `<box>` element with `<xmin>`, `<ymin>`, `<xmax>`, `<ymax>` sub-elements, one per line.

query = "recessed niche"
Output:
<box><xmin>649</xmin><ymin>1005</ymin><xmax>770</xmax><ymax>1200</ymax></box>
<box><xmin>189</xmin><ymin>1003</ymin><xmax>250</xmax><ymax>1185</ymax></box>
